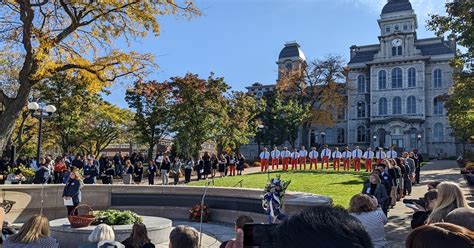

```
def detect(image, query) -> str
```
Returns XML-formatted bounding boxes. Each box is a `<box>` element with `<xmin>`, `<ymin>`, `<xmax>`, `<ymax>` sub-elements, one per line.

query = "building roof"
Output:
<box><xmin>416</xmin><ymin>42</ymin><xmax>455</xmax><ymax>56</ymax></box>
<box><xmin>349</xmin><ymin>50</ymin><xmax>379</xmax><ymax>64</ymax></box>
<box><xmin>381</xmin><ymin>0</ymin><xmax>413</xmax><ymax>14</ymax></box>
<box><xmin>278</xmin><ymin>42</ymin><xmax>306</xmax><ymax>60</ymax></box>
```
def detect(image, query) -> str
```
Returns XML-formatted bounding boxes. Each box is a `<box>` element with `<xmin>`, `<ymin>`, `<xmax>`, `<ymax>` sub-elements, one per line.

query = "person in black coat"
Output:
<box><xmin>147</xmin><ymin>160</ymin><xmax>157</xmax><ymax>185</ymax></box>
<box><xmin>202</xmin><ymin>152</ymin><xmax>211</xmax><ymax>179</ymax></box>
<box><xmin>236</xmin><ymin>153</ymin><xmax>246</xmax><ymax>175</ymax></box>
<box><xmin>413</xmin><ymin>149</ymin><xmax>423</xmax><ymax>184</ymax></box>
<box><xmin>83</xmin><ymin>159</ymin><xmax>98</xmax><ymax>184</ymax></box>
<box><xmin>194</xmin><ymin>157</ymin><xmax>203</xmax><ymax>181</ymax></box>
<box><xmin>101</xmin><ymin>160</ymin><xmax>115</xmax><ymax>184</ymax></box>
<box><xmin>362</xmin><ymin>173</ymin><xmax>389</xmax><ymax>215</ymax></box>
<box><xmin>133</xmin><ymin>161</ymin><xmax>144</xmax><ymax>185</ymax></box>
<box><xmin>63</xmin><ymin>170</ymin><xmax>82</xmax><ymax>215</ymax></box>
<box><xmin>71</xmin><ymin>155</ymin><xmax>84</xmax><ymax>170</ymax></box>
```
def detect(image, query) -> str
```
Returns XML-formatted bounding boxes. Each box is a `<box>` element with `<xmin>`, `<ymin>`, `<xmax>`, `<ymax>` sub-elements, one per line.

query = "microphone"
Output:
<box><xmin>199</xmin><ymin>180</ymin><xmax>212</xmax><ymax>247</ymax></box>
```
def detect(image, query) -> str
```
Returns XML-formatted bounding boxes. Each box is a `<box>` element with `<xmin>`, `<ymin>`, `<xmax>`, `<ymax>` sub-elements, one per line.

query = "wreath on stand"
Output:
<box><xmin>262</xmin><ymin>175</ymin><xmax>291</xmax><ymax>223</ymax></box>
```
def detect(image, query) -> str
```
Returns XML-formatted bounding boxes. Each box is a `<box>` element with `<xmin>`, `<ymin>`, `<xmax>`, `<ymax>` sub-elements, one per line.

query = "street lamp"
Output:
<box><xmin>320</xmin><ymin>132</ymin><xmax>326</xmax><ymax>145</ymax></box>
<box><xmin>417</xmin><ymin>133</ymin><xmax>422</xmax><ymax>150</ymax></box>
<box><xmin>373</xmin><ymin>135</ymin><xmax>377</xmax><ymax>149</ymax></box>
<box><xmin>257</xmin><ymin>124</ymin><xmax>265</xmax><ymax>158</ymax></box>
<box><xmin>28</xmin><ymin>101</ymin><xmax>56</xmax><ymax>164</ymax></box>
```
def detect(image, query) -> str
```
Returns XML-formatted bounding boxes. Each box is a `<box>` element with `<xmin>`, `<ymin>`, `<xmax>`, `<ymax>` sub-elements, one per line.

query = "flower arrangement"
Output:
<box><xmin>189</xmin><ymin>203</ymin><xmax>210</xmax><ymax>222</ymax></box>
<box><xmin>7</xmin><ymin>165</ymin><xmax>35</xmax><ymax>183</ymax></box>
<box><xmin>262</xmin><ymin>175</ymin><xmax>291</xmax><ymax>223</ymax></box>
<box><xmin>92</xmin><ymin>209</ymin><xmax>143</xmax><ymax>225</ymax></box>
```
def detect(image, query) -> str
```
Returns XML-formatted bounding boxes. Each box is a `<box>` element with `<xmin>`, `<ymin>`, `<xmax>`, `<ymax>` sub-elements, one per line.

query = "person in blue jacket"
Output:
<box><xmin>83</xmin><ymin>158</ymin><xmax>98</xmax><ymax>184</ymax></box>
<box><xmin>63</xmin><ymin>170</ymin><xmax>83</xmax><ymax>215</ymax></box>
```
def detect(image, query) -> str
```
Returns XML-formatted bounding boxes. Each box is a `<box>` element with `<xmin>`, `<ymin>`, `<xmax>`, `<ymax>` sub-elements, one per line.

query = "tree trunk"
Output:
<box><xmin>147</xmin><ymin>142</ymin><xmax>155</xmax><ymax>162</ymax></box>
<box><xmin>300</xmin><ymin>122</ymin><xmax>311</xmax><ymax>148</ymax></box>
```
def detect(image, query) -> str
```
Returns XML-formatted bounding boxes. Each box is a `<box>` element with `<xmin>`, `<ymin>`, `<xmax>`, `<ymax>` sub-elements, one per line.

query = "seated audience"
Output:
<box><xmin>169</xmin><ymin>225</ymin><xmax>199</xmax><ymax>248</ymax></box>
<box><xmin>80</xmin><ymin>224</ymin><xmax>123</xmax><ymax>248</ymax></box>
<box><xmin>406</xmin><ymin>223</ymin><xmax>474</xmax><ymax>248</ymax></box>
<box><xmin>4</xmin><ymin>215</ymin><xmax>59</xmax><ymax>248</ymax></box>
<box><xmin>220</xmin><ymin>215</ymin><xmax>254</xmax><ymax>248</ymax></box>
<box><xmin>427</xmin><ymin>182</ymin><xmax>469</xmax><ymax>223</ymax></box>
<box><xmin>122</xmin><ymin>223</ymin><xmax>155</xmax><ymax>248</ymax></box>
<box><xmin>348</xmin><ymin>194</ymin><xmax>387</xmax><ymax>248</ymax></box>
<box><xmin>411</xmin><ymin>190</ymin><xmax>438</xmax><ymax>229</ymax></box>
<box><xmin>445</xmin><ymin>207</ymin><xmax>474</xmax><ymax>231</ymax></box>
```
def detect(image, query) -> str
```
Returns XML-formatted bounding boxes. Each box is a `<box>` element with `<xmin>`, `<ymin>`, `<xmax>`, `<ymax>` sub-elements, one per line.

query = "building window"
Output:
<box><xmin>433</xmin><ymin>69</ymin><xmax>442</xmax><ymax>88</ymax></box>
<box><xmin>391</xmin><ymin>67</ymin><xmax>403</xmax><ymax>88</ymax></box>
<box><xmin>378</xmin><ymin>70</ymin><xmax>387</xmax><ymax>90</ymax></box>
<box><xmin>337</xmin><ymin>108</ymin><xmax>345</xmax><ymax>120</ymax></box>
<box><xmin>357</xmin><ymin>126</ymin><xmax>367</xmax><ymax>143</ymax></box>
<box><xmin>256</xmin><ymin>91</ymin><xmax>263</xmax><ymax>98</ymax></box>
<box><xmin>392</xmin><ymin>46</ymin><xmax>402</xmax><ymax>56</ymax></box>
<box><xmin>407</xmin><ymin>96</ymin><xmax>416</xmax><ymax>114</ymax></box>
<box><xmin>285</xmin><ymin>62</ymin><xmax>293</xmax><ymax>71</ymax></box>
<box><xmin>392</xmin><ymin>97</ymin><xmax>402</xmax><ymax>115</ymax></box>
<box><xmin>434</xmin><ymin>98</ymin><xmax>443</xmax><ymax>115</ymax></box>
<box><xmin>408</xmin><ymin>67</ymin><xmax>416</xmax><ymax>87</ymax></box>
<box><xmin>385</xmin><ymin>26</ymin><xmax>390</xmax><ymax>33</ymax></box>
<box><xmin>325</xmin><ymin>128</ymin><xmax>334</xmax><ymax>145</ymax></box>
<box><xmin>357</xmin><ymin>75</ymin><xmax>365</xmax><ymax>94</ymax></box>
<box><xmin>378</xmin><ymin>98</ymin><xmax>388</xmax><ymax>116</ymax></box>
<box><xmin>337</xmin><ymin>128</ymin><xmax>345</xmax><ymax>144</ymax></box>
<box><xmin>357</xmin><ymin>101</ymin><xmax>366</xmax><ymax>118</ymax></box>
<box><xmin>433</xmin><ymin>123</ymin><xmax>444</xmax><ymax>142</ymax></box>
<box><xmin>395</xmin><ymin>25</ymin><xmax>399</xmax><ymax>31</ymax></box>
<box><xmin>403</xmin><ymin>24</ymin><xmax>408</xmax><ymax>30</ymax></box>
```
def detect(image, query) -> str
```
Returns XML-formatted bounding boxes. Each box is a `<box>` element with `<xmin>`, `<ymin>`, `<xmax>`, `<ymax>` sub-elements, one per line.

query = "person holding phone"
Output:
<box><xmin>63</xmin><ymin>170</ymin><xmax>82</xmax><ymax>215</ymax></box>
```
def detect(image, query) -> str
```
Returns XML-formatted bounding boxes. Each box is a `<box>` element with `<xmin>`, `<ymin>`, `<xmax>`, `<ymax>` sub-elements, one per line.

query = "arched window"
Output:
<box><xmin>408</xmin><ymin>68</ymin><xmax>416</xmax><ymax>87</ymax></box>
<box><xmin>357</xmin><ymin>101</ymin><xmax>366</xmax><ymax>118</ymax></box>
<box><xmin>325</xmin><ymin>128</ymin><xmax>334</xmax><ymax>145</ymax></box>
<box><xmin>433</xmin><ymin>69</ymin><xmax>442</xmax><ymax>88</ymax></box>
<box><xmin>285</xmin><ymin>62</ymin><xmax>293</xmax><ymax>71</ymax></box>
<box><xmin>433</xmin><ymin>123</ymin><xmax>444</xmax><ymax>142</ymax></box>
<box><xmin>391</xmin><ymin>68</ymin><xmax>403</xmax><ymax>88</ymax></box>
<box><xmin>337</xmin><ymin>128</ymin><xmax>345</xmax><ymax>144</ymax></box>
<box><xmin>357</xmin><ymin>75</ymin><xmax>365</xmax><ymax>94</ymax></box>
<box><xmin>434</xmin><ymin>98</ymin><xmax>443</xmax><ymax>115</ymax></box>
<box><xmin>407</xmin><ymin>96</ymin><xmax>416</xmax><ymax>114</ymax></box>
<box><xmin>357</xmin><ymin>126</ymin><xmax>367</xmax><ymax>143</ymax></box>
<box><xmin>392</xmin><ymin>97</ymin><xmax>402</xmax><ymax>115</ymax></box>
<box><xmin>378</xmin><ymin>70</ymin><xmax>387</xmax><ymax>90</ymax></box>
<box><xmin>378</xmin><ymin>98</ymin><xmax>388</xmax><ymax>116</ymax></box>
<box><xmin>310</xmin><ymin>129</ymin><xmax>316</xmax><ymax>147</ymax></box>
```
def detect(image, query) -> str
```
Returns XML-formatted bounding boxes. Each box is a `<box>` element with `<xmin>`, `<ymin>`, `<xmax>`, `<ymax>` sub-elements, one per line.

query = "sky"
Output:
<box><xmin>103</xmin><ymin>0</ymin><xmax>448</xmax><ymax>108</ymax></box>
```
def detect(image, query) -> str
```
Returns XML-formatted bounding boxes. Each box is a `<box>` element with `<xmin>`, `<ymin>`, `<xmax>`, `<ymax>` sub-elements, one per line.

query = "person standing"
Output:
<box><xmin>195</xmin><ymin>157</ymin><xmax>203</xmax><ymax>181</ymax></box>
<box><xmin>362</xmin><ymin>147</ymin><xmax>375</xmax><ymax>172</ymax></box>
<box><xmin>387</xmin><ymin>146</ymin><xmax>398</xmax><ymax>159</ymax></box>
<box><xmin>113</xmin><ymin>152</ymin><xmax>123</xmax><ymax>177</ymax></box>
<box><xmin>171</xmin><ymin>157</ymin><xmax>182</xmax><ymax>185</ymax></box>
<box><xmin>72</xmin><ymin>155</ymin><xmax>84</xmax><ymax>170</ymax></box>
<box><xmin>270</xmin><ymin>146</ymin><xmax>281</xmax><ymax>170</ymax></box>
<box><xmin>321</xmin><ymin>145</ymin><xmax>331</xmax><ymax>170</ymax></box>
<box><xmin>342</xmin><ymin>146</ymin><xmax>352</xmax><ymax>172</ymax></box>
<box><xmin>352</xmin><ymin>146</ymin><xmax>363</xmax><ymax>172</ymax></box>
<box><xmin>217</xmin><ymin>154</ymin><xmax>226</xmax><ymax>177</ymax></box>
<box><xmin>202</xmin><ymin>152</ymin><xmax>211</xmax><ymax>179</ymax></box>
<box><xmin>83</xmin><ymin>158</ymin><xmax>98</xmax><ymax>184</ymax></box>
<box><xmin>413</xmin><ymin>149</ymin><xmax>423</xmax><ymax>184</ymax></box>
<box><xmin>308</xmin><ymin>147</ymin><xmax>319</xmax><ymax>170</ymax></box>
<box><xmin>375</xmin><ymin>148</ymin><xmax>387</xmax><ymax>165</ymax></box>
<box><xmin>403</xmin><ymin>152</ymin><xmax>415</xmax><ymax>196</ymax></box>
<box><xmin>332</xmin><ymin>147</ymin><xmax>342</xmax><ymax>171</ymax></box>
<box><xmin>211</xmin><ymin>154</ymin><xmax>218</xmax><ymax>178</ymax></box>
<box><xmin>228</xmin><ymin>153</ymin><xmax>237</xmax><ymax>177</ymax></box>
<box><xmin>160</xmin><ymin>156</ymin><xmax>171</xmax><ymax>185</ymax></box>
<box><xmin>155</xmin><ymin>153</ymin><xmax>163</xmax><ymax>169</ymax></box>
<box><xmin>100</xmin><ymin>160</ymin><xmax>115</xmax><ymax>185</ymax></box>
<box><xmin>184</xmin><ymin>157</ymin><xmax>194</xmax><ymax>183</ymax></box>
<box><xmin>280</xmin><ymin>147</ymin><xmax>291</xmax><ymax>171</ymax></box>
<box><xmin>236</xmin><ymin>153</ymin><xmax>245</xmax><ymax>176</ymax></box>
<box><xmin>259</xmin><ymin>148</ymin><xmax>270</xmax><ymax>172</ymax></box>
<box><xmin>299</xmin><ymin>146</ymin><xmax>308</xmax><ymax>170</ymax></box>
<box><xmin>63</xmin><ymin>170</ymin><xmax>82</xmax><ymax>215</ymax></box>
<box><xmin>147</xmin><ymin>160</ymin><xmax>157</xmax><ymax>185</ymax></box>
<box><xmin>133</xmin><ymin>161</ymin><xmax>144</xmax><ymax>185</ymax></box>
<box><xmin>290</xmin><ymin>148</ymin><xmax>300</xmax><ymax>170</ymax></box>
<box><xmin>362</xmin><ymin>173</ymin><xmax>389</xmax><ymax>214</ymax></box>
<box><xmin>122</xmin><ymin>160</ymin><xmax>134</xmax><ymax>185</ymax></box>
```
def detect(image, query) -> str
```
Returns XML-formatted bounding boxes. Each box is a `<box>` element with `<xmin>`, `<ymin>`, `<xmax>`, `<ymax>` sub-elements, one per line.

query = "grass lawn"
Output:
<box><xmin>189</xmin><ymin>170</ymin><xmax>369</xmax><ymax>207</ymax></box>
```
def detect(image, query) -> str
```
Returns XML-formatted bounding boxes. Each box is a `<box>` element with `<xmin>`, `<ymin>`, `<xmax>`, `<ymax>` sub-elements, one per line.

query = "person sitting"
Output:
<box><xmin>427</xmin><ymin>182</ymin><xmax>469</xmax><ymax>223</ymax></box>
<box><xmin>4</xmin><ymin>215</ymin><xmax>59</xmax><ymax>248</ymax></box>
<box><xmin>80</xmin><ymin>224</ymin><xmax>124</xmax><ymax>248</ymax></box>
<box><xmin>410</xmin><ymin>190</ymin><xmax>438</xmax><ymax>229</ymax></box>
<box><xmin>6</xmin><ymin>169</ymin><xmax>24</xmax><ymax>184</ymax></box>
<box><xmin>220</xmin><ymin>215</ymin><xmax>254</xmax><ymax>248</ymax></box>
<box><xmin>121</xmin><ymin>223</ymin><xmax>155</xmax><ymax>248</ymax></box>
<box><xmin>348</xmin><ymin>194</ymin><xmax>387</xmax><ymax>248</ymax></box>
<box><xmin>445</xmin><ymin>207</ymin><xmax>474</xmax><ymax>231</ymax></box>
<box><xmin>406</xmin><ymin>223</ymin><xmax>474</xmax><ymax>248</ymax></box>
<box><xmin>169</xmin><ymin>225</ymin><xmax>199</xmax><ymax>248</ymax></box>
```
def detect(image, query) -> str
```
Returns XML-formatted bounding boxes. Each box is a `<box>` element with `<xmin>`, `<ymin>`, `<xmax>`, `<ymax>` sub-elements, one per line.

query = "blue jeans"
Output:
<box><xmin>115</xmin><ymin>163</ymin><xmax>123</xmax><ymax>177</ymax></box>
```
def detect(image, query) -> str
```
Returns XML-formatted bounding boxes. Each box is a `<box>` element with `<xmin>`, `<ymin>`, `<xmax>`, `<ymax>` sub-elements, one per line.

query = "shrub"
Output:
<box><xmin>92</xmin><ymin>209</ymin><xmax>143</xmax><ymax>225</ymax></box>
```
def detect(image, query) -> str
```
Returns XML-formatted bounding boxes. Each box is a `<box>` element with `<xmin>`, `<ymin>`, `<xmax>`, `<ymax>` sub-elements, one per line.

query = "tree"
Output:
<box><xmin>0</xmin><ymin>1</ymin><xmax>199</xmax><ymax>153</ymax></box>
<box><xmin>277</xmin><ymin>56</ymin><xmax>347</xmax><ymax>146</ymax></box>
<box><xmin>428</xmin><ymin>1</ymin><xmax>474</xmax><ymax>153</ymax></box>
<box><xmin>125</xmin><ymin>80</ymin><xmax>173</xmax><ymax>161</ymax></box>
<box><xmin>170</xmin><ymin>73</ymin><xmax>229</xmax><ymax>158</ymax></box>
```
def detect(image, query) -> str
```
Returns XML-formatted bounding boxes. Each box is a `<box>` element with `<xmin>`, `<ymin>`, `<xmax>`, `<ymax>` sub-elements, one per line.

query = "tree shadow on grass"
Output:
<box><xmin>328</xmin><ymin>180</ymin><xmax>364</xmax><ymax>185</ymax></box>
<box><xmin>248</xmin><ymin>170</ymin><xmax>370</xmax><ymax>178</ymax></box>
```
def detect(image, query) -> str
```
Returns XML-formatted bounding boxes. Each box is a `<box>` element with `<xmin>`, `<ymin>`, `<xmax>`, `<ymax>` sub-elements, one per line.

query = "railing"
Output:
<box><xmin>233</xmin><ymin>180</ymin><xmax>243</xmax><ymax>188</ymax></box>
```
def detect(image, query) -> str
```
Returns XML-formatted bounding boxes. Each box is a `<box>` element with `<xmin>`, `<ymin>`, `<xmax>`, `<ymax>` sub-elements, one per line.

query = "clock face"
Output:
<box><xmin>392</xmin><ymin>38</ymin><xmax>402</xmax><ymax>47</ymax></box>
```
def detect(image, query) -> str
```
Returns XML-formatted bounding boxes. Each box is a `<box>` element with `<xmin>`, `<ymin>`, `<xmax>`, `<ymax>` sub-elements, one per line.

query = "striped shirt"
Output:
<box><xmin>350</xmin><ymin>209</ymin><xmax>387</xmax><ymax>248</ymax></box>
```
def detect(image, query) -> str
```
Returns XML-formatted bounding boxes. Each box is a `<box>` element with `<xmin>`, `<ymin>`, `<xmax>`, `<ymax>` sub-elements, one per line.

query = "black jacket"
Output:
<box><xmin>63</xmin><ymin>179</ymin><xmax>81</xmax><ymax>204</ymax></box>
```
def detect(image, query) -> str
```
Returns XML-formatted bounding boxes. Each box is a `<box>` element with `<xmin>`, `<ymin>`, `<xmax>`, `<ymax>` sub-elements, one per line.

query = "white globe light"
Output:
<box><xmin>27</xmin><ymin>102</ymin><xmax>40</xmax><ymax>111</ymax></box>
<box><xmin>45</xmin><ymin>105</ymin><xmax>57</xmax><ymax>113</ymax></box>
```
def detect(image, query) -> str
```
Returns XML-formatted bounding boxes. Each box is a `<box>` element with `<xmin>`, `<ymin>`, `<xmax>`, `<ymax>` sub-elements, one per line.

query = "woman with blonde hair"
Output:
<box><xmin>427</xmin><ymin>182</ymin><xmax>469</xmax><ymax>223</ymax></box>
<box><xmin>63</xmin><ymin>169</ymin><xmax>83</xmax><ymax>215</ymax></box>
<box><xmin>4</xmin><ymin>215</ymin><xmax>59</xmax><ymax>247</ymax></box>
<box><xmin>79</xmin><ymin>224</ymin><xmax>124</xmax><ymax>248</ymax></box>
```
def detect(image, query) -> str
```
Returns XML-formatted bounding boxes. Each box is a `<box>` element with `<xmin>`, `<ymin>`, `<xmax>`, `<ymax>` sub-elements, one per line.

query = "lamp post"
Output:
<box><xmin>417</xmin><ymin>133</ymin><xmax>422</xmax><ymax>151</ymax></box>
<box><xmin>320</xmin><ymin>132</ymin><xmax>326</xmax><ymax>146</ymax></box>
<box><xmin>373</xmin><ymin>135</ymin><xmax>377</xmax><ymax>148</ymax></box>
<box><xmin>257</xmin><ymin>124</ymin><xmax>265</xmax><ymax>158</ymax></box>
<box><xmin>28</xmin><ymin>102</ymin><xmax>56</xmax><ymax>164</ymax></box>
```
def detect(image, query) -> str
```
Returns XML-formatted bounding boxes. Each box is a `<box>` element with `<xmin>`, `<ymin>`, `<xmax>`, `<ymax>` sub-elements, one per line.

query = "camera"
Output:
<box><xmin>403</xmin><ymin>198</ymin><xmax>425</xmax><ymax>208</ymax></box>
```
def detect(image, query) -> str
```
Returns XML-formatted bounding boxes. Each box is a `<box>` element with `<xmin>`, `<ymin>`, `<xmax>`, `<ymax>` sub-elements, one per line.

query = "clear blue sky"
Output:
<box><xmin>104</xmin><ymin>0</ymin><xmax>447</xmax><ymax>108</ymax></box>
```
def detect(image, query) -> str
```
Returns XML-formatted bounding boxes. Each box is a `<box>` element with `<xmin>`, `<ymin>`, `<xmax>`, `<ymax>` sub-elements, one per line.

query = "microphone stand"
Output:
<box><xmin>199</xmin><ymin>180</ymin><xmax>211</xmax><ymax>247</ymax></box>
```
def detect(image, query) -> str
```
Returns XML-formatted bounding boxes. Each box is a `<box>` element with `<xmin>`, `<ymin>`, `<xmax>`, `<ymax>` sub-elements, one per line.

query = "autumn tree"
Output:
<box><xmin>428</xmin><ymin>1</ymin><xmax>474</xmax><ymax>154</ymax></box>
<box><xmin>0</xmin><ymin>0</ymin><xmax>199</xmax><ymax>153</ymax></box>
<box><xmin>170</xmin><ymin>73</ymin><xmax>229</xmax><ymax>158</ymax></box>
<box><xmin>277</xmin><ymin>56</ymin><xmax>347</xmax><ymax>146</ymax></box>
<box><xmin>125</xmin><ymin>80</ymin><xmax>173</xmax><ymax>161</ymax></box>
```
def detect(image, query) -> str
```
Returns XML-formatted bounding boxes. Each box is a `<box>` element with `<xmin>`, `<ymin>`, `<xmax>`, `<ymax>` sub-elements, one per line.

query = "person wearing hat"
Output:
<box><xmin>342</xmin><ymin>146</ymin><xmax>352</xmax><ymax>172</ymax></box>
<box><xmin>320</xmin><ymin>145</ymin><xmax>331</xmax><ymax>170</ymax></box>
<box><xmin>270</xmin><ymin>146</ymin><xmax>281</xmax><ymax>170</ymax></box>
<box><xmin>281</xmin><ymin>147</ymin><xmax>291</xmax><ymax>171</ymax></box>
<box><xmin>352</xmin><ymin>146</ymin><xmax>363</xmax><ymax>172</ymax></box>
<box><xmin>363</xmin><ymin>147</ymin><xmax>375</xmax><ymax>172</ymax></box>
<box><xmin>308</xmin><ymin>147</ymin><xmax>319</xmax><ymax>170</ymax></box>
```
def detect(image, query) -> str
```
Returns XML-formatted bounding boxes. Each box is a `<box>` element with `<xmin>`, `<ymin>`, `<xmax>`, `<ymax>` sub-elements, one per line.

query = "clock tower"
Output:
<box><xmin>376</xmin><ymin>0</ymin><xmax>418</xmax><ymax>59</ymax></box>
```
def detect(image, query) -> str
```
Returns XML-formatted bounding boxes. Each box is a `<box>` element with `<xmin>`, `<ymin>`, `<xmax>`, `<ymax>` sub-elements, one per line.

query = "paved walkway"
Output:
<box><xmin>385</xmin><ymin>160</ymin><xmax>473</xmax><ymax>248</ymax></box>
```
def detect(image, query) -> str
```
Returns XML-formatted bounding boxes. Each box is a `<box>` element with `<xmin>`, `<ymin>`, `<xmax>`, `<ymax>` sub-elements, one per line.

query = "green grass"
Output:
<box><xmin>189</xmin><ymin>170</ymin><xmax>369</xmax><ymax>207</ymax></box>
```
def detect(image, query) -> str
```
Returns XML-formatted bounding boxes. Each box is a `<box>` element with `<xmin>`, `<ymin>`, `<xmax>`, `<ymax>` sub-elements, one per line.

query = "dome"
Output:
<box><xmin>278</xmin><ymin>41</ymin><xmax>306</xmax><ymax>61</ymax></box>
<box><xmin>381</xmin><ymin>0</ymin><xmax>412</xmax><ymax>14</ymax></box>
